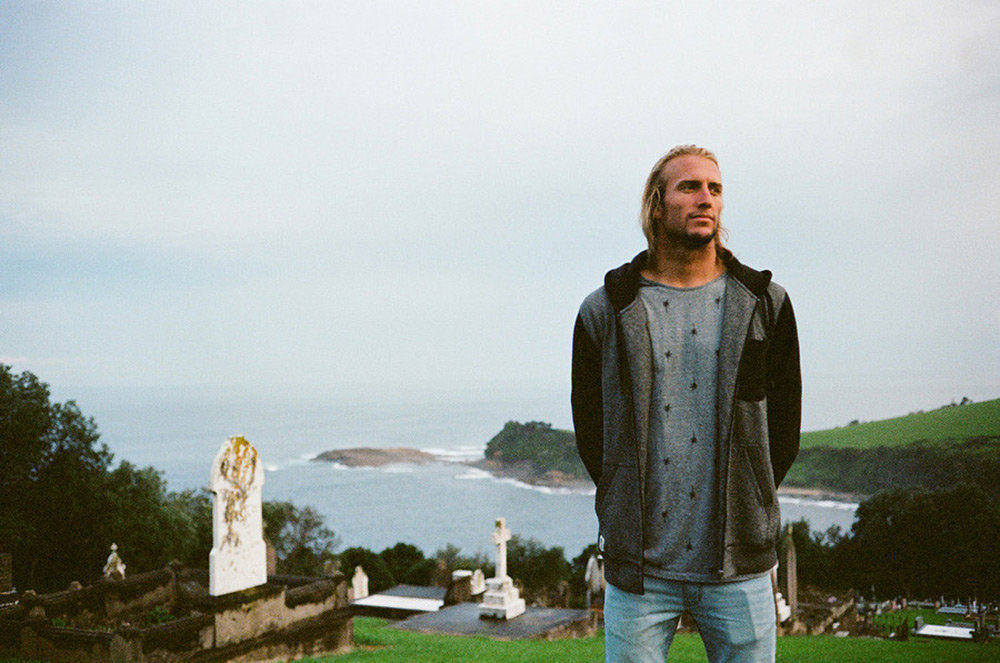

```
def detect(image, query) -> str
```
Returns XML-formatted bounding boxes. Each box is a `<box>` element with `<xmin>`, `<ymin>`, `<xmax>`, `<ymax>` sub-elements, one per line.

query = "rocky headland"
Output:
<box><xmin>312</xmin><ymin>447</ymin><xmax>436</xmax><ymax>467</ymax></box>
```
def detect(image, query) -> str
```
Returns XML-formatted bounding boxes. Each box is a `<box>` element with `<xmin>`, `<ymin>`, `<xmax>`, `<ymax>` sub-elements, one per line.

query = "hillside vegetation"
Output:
<box><xmin>786</xmin><ymin>398</ymin><xmax>1000</xmax><ymax>497</ymax></box>
<box><xmin>484</xmin><ymin>421</ymin><xmax>589</xmax><ymax>483</ymax></box>
<box><xmin>800</xmin><ymin>398</ymin><xmax>1000</xmax><ymax>448</ymax></box>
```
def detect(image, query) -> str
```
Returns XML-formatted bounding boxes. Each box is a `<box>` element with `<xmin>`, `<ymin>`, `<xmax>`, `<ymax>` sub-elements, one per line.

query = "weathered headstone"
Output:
<box><xmin>470</xmin><ymin>569</ymin><xmax>486</xmax><ymax>595</ymax></box>
<box><xmin>209</xmin><ymin>436</ymin><xmax>267</xmax><ymax>596</ymax></box>
<box><xmin>103</xmin><ymin>543</ymin><xmax>126</xmax><ymax>580</ymax></box>
<box><xmin>584</xmin><ymin>554</ymin><xmax>605</xmax><ymax>608</ymax></box>
<box><xmin>772</xmin><ymin>568</ymin><xmax>791</xmax><ymax>623</ymax></box>
<box><xmin>0</xmin><ymin>553</ymin><xmax>12</xmax><ymax>593</ymax></box>
<box><xmin>781</xmin><ymin>523</ymin><xmax>797</xmax><ymax>617</ymax></box>
<box><xmin>478</xmin><ymin>517</ymin><xmax>525</xmax><ymax>619</ymax></box>
<box><xmin>351</xmin><ymin>566</ymin><xmax>369</xmax><ymax>600</ymax></box>
<box><xmin>265</xmin><ymin>538</ymin><xmax>277</xmax><ymax>576</ymax></box>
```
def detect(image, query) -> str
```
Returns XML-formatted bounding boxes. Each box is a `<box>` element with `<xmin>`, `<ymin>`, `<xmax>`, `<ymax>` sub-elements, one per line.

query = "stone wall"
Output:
<box><xmin>0</xmin><ymin>567</ymin><xmax>353</xmax><ymax>662</ymax></box>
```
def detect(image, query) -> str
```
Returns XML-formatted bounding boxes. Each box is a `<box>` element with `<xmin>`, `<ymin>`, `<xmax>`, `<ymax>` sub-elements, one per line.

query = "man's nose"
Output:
<box><xmin>695</xmin><ymin>185</ymin><xmax>713</xmax><ymax>205</ymax></box>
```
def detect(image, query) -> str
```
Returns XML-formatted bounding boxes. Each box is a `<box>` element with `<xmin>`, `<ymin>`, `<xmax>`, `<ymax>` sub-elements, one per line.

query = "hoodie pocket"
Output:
<box><xmin>596</xmin><ymin>462</ymin><xmax>641</xmax><ymax>561</ymax></box>
<box><xmin>731</xmin><ymin>444</ymin><xmax>780</xmax><ymax>549</ymax></box>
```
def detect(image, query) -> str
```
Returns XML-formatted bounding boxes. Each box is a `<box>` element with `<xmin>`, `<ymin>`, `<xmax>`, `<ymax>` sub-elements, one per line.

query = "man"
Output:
<box><xmin>571</xmin><ymin>145</ymin><xmax>801</xmax><ymax>662</ymax></box>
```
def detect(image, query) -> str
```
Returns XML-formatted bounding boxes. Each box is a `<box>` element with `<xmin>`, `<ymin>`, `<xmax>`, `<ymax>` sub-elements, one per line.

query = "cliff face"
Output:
<box><xmin>312</xmin><ymin>447</ymin><xmax>436</xmax><ymax>467</ymax></box>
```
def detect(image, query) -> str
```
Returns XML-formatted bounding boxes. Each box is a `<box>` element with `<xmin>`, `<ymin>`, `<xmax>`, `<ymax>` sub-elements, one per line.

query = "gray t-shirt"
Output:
<box><xmin>638</xmin><ymin>273</ymin><xmax>727</xmax><ymax>582</ymax></box>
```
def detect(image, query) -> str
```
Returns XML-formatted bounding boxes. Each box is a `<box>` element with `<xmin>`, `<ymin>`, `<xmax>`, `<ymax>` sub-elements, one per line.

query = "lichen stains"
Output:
<box><xmin>217</xmin><ymin>436</ymin><xmax>259</xmax><ymax>549</ymax></box>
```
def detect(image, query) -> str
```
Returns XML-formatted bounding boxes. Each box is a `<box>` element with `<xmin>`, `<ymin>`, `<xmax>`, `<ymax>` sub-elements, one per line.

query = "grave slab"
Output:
<box><xmin>914</xmin><ymin>623</ymin><xmax>974</xmax><ymax>640</ymax></box>
<box><xmin>392</xmin><ymin>602</ymin><xmax>597</xmax><ymax>640</ymax></box>
<box><xmin>351</xmin><ymin>584</ymin><xmax>448</xmax><ymax>619</ymax></box>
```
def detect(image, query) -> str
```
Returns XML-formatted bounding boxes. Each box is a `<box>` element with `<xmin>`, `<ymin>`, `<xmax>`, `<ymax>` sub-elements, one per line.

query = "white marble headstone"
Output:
<box><xmin>351</xmin><ymin>566</ymin><xmax>369</xmax><ymax>600</ymax></box>
<box><xmin>209</xmin><ymin>436</ymin><xmax>267</xmax><ymax>596</ymax></box>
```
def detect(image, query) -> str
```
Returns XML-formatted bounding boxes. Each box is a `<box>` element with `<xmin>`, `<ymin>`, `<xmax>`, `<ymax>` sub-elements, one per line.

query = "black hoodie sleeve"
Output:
<box><xmin>766</xmin><ymin>294</ymin><xmax>801</xmax><ymax>486</ymax></box>
<box><xmin>572</xmin><ymin>313</ymin><xmax>604</xmax><ymax>485</ymax></box>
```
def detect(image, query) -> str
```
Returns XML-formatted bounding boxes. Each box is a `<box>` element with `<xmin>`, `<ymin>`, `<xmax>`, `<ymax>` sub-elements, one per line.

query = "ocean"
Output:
<box><xmin>63</xmin><ymin>386</ymin><xmax>858</xmax><ymax>559</ymax></box>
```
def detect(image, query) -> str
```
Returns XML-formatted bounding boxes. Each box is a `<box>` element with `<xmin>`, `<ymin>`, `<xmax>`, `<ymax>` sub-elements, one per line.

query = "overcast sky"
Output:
<box><xmin>2</xmin><ymin>1</ymin><xmax>998</xmax><ymax>430</ymax></box>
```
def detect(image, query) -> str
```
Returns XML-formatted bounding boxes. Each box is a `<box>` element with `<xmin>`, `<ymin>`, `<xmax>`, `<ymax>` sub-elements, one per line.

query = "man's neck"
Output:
<box><xmin>641</xmin><ymin>242</ymin><xmax>725</xmax><ymax>288</ymax></box>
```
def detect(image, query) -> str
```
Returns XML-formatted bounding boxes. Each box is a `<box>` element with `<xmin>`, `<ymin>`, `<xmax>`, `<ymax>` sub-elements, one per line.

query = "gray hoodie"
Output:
<box><xmin>571</xmin><ymin>250</ymin><xmax>801</xmax><ymax>594</ymax></box>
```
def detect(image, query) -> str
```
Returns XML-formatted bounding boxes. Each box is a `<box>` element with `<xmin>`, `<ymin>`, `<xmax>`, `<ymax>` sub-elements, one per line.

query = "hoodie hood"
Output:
<box><xmin>604</xmin><ymin>249</ymin><xmax>772</xmax><ymax>313</ymax></box>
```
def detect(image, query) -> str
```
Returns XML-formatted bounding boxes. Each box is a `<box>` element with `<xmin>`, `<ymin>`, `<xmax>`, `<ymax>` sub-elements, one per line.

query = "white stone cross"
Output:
<box><xmin>479</xmin><ymin>517</ymin><xmax>525</xmax><ymax>619</ymax></box>
<box><xmin>209</xmin><ymin>436</ymin><xmax>267</xmax><ymax>596</ymax></box>
<box><xmin>491</xmin><ymin>517</ymin><xmax>512</xmax><ymax>580</ymax></box>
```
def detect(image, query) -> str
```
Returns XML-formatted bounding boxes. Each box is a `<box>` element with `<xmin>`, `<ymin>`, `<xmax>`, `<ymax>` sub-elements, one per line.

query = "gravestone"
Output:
<box><xmin>584</xmin><ymin>554</ymin><xmax>604</xmax><ymax>608</ymax></box>
<box><xmin>265</xmin><ymin>538</ymin><xmax>277</xmax><ymax>575</ymax></box>
<box><xmin>781</xmin><ymin>524</ymin><xmax>798</xmax><ymax>617</ymax></box>
<box><xmin>470</xmin><ymin>568</ymin><xmax>486</xmax><ymax>595</ymax></box>
<box><xmin>478</xmin><ymin>517</ymin><xmax>525</xmax><ymax>619</ymax></box>
<box><xmin>0</xmin><ymin>553</ymin><xmax>12</xmax><ymax>593</ymax></box>
<box><xmin>209</xmin><ymin>435</ymin><xmax>267</xmax><ymax>596</ymax></box>
<box><xmin>103</xmin><ymin>543</ymin><xmax>126</xmax><ymax>580</ymax></box>
<box><xmin>352</xmin><ymin>566</ymin><xmax>369</xmax><ymax>600</ymax></box>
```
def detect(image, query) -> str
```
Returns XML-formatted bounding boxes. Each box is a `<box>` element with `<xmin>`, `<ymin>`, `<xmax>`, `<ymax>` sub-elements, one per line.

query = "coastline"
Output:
<box><xmin>310</xmin><ymin>446</ymin><xmax>864</xmax><ymax>504</ymax></box>
<box><xmin>777</xmin><ymin>485</ymin><xmax>865</xmax><ymax>504</ymax></box>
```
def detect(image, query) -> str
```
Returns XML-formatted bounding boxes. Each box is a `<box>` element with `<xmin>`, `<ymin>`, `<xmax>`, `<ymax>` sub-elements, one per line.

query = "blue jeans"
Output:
<box><xmin>604</xmin><ymin>573</ymin><xmax>776</xmax><ymax>663</ymax></box>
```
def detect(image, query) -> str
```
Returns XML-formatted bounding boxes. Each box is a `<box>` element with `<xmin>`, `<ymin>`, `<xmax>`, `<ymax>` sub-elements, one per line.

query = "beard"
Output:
<box><xmin>659</xmin><ymin>224</ymin><xmax>717</xmax><ymax>250</ymax></box>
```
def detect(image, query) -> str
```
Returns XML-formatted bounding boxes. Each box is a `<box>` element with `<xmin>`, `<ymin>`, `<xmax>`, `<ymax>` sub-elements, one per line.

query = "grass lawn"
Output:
<box><xmin>799</xmin><ymin>398</ymin><xmax>1000</xmax><ymax>449</ymax></box>
<box><xmin>310</xmin><ymin>617</ymin><xmax>1000</xmax><ymax>662</ymax></box>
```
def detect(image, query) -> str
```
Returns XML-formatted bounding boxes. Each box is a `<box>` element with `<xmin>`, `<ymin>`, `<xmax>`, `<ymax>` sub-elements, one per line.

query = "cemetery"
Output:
<box><xmin>0</xmin><ymin>437</ymin><xmax>601</xmax><ymax>662</ymax></box>
<box><xmin>0</xmin><ymin>437</ymin><xmax>354</xmax><ymax>662</ymax></box>
<box><xmin>0</xmin><ymin>403</ymin><xmax>996</xmax><ymax>661</ymax></box>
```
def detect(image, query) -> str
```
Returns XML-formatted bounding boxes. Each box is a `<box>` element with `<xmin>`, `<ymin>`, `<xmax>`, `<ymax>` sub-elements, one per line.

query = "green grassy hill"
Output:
<box><xmin>785</xmin><ymin>397</ymin><xmax>1000</xmax><ymax>497</ymax></box>
<box><xmin>801</xmin><ymin>398</ymin><xmax>1000</xmax><ymax>449</ymax></box>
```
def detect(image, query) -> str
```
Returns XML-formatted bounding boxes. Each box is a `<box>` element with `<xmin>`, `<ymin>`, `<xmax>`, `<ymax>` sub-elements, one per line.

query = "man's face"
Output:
<box><xmin>653</xmin><ymin>155</ymin><xmax>723</xmax><ymax>249</ymax></box>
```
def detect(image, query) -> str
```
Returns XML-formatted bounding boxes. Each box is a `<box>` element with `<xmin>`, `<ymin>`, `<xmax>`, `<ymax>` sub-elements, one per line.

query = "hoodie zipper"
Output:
<box><xmin>716</xmin><ymin>295</ymin><xmax>762</xmax><ymax>579</ymax></box>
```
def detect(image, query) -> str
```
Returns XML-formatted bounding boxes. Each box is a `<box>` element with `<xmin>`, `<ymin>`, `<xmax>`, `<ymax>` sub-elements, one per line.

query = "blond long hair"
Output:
<box><xmin>639</xmin><ymin>145</ymin><xmax>727</xmax><ymax>252</ymax></box>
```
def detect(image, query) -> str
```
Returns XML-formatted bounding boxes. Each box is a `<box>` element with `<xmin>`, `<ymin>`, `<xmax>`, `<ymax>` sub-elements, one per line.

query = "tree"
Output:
<box><xmin>434</xmin><ymin>543</ymin><xmax>493</xmax><ymax>577</ymax></box>
<box><xmin>777</xmin><ymin>519</ymin><xmax>847</xmax><ymax>591</ymax></box>
<box><xmin>0</xmin><ymin>365</ymin><xmax>342</xmax><ymax>591</ymax></box>
<box><xmin>165</xmin><ymin>488</ymin><xmax>213</xmax><ymax>568</ymax></box>
<box><xmin>103</xmin><ymin>462</ymin><xmax>195</xmax><ymax>574</ymax></box>
<box><xmin>0</xmin><ymin>365</ymin><xmax>118</xmax><ymax>590</ymax></box>
<box><xmin>263</xmin><ymin>501</ymin><xmax>340</xmax><ymax>576</ymax></box>
<box><xmin>507</xmin><ymin>535</ymin><xmax>571</xmax><ymax>604</ymax></box>
<box><xmin>842</xmin><ymin>485</ymin><xmax>1000</xmax><ymax>600</ymax></box>
<box><xmin>339</xmin><ymin>547</ymin><xmax>394</xmax><ymax>593</ymax></box>
<box><xmin>379</xmin><ymin>542</ymin><xmax>425</xmax><ymax>585</ymax></box>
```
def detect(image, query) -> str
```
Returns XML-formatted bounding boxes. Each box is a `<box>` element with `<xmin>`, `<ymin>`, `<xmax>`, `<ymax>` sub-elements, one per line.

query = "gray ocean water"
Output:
<box><xmin>63</xmin><ymin>386</ymin><xmax>857</xmax><ymax>560</ymax></box>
